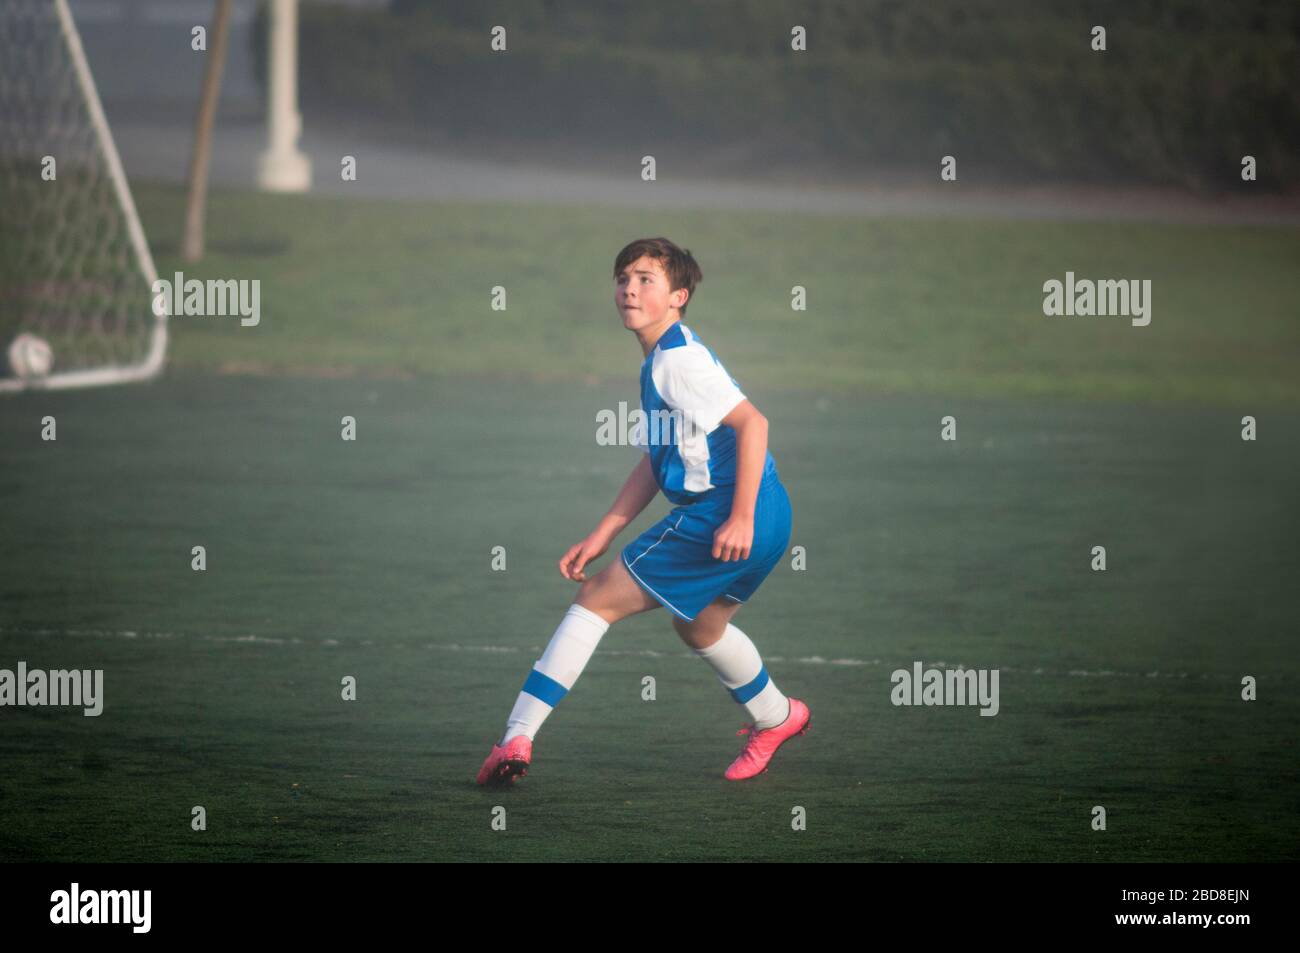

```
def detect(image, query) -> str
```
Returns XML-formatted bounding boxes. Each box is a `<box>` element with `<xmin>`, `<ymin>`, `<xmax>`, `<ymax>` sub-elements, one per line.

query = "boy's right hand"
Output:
<box><xmin>558</xmin><ymin>532</ymin><xmax>611</xmax><ymax>582</ymax></box>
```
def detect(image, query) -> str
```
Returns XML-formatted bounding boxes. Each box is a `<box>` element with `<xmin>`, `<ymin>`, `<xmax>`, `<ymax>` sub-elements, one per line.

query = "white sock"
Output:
<box><xmin>501</xmin><ymin>603</ymin><xmax>610</xmax><ymax>744</ymax></box>
<box><xmin>693</xmin><ymin>623</ymin><xmax>790</xmax><ymax>729</ymax></box>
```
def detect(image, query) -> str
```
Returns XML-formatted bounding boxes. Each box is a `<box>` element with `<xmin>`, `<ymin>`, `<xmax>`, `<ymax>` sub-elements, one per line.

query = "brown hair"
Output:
<box><xmin>613</xmin><ymin>237</ymin><xmax>703</xmax><ymax>317</ymax></box>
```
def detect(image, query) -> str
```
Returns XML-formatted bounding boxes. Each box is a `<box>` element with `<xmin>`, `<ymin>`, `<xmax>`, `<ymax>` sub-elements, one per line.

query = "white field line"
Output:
<box><xmin>0</xmin><ymin>625</ymin><xmax>1233</xmax><ymax>680</ymax></box>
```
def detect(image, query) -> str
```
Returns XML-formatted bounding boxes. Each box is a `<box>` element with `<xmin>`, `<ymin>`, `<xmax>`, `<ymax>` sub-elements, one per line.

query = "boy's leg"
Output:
<box><xmin>575</xmin><ymin>555</ymin><xmax>661</xmax><ymax>624</ymax></box>
<box><xmin>676</xmin><ymin>597</ymin><xmax>810</xmax><ymax>781</ymax></box>
<box><xmin>675</xmin><ymin>598</ymin><xmax>791</xmax><ymax>730</ymax></box>
<box><xmin>498</xmin><ymin>558</ymin><xmax>658</xmax><ymax>745</ymax></box>
<box><xmin>671</xmin><ymin>596</ymin><xmax>741</xmax><ymax>651</ymax></box>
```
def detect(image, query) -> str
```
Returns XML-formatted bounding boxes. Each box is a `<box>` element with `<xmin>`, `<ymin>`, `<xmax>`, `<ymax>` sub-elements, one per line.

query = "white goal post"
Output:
<box><xmin>0</xmin><ymin>0</ymin><xmax>167</xmax><ymax>393</ymax></box>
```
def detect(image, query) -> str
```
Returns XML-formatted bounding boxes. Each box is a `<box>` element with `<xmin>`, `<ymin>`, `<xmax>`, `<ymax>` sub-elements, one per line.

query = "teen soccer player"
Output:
<box><xmin>476</xmin><ymin>237</ymin><xmax>808</xmax><ymax>785</ymax></box>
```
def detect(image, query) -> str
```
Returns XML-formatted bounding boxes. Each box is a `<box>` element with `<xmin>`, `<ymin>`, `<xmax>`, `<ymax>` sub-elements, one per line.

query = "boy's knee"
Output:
<box><xmin>575</xmin><ymin>577</ymin><xmax>599</xmax><ymax>608</ymax></box>
<box><xmin>576</xmin><ymin>571</ymin><xmax>618</xmax><ymax>620</ymax></box>
<box><xmin>674</xmin><ymin>617</ymin><xmax>714</xmax><ymax>649</ymax></box>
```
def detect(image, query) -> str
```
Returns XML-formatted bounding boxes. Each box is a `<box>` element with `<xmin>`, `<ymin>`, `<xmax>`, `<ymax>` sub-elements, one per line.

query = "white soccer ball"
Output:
<box><xmin>7</xmin><ymin>333</ymin><xmax>54</xmax><ymax>379</ymax></box>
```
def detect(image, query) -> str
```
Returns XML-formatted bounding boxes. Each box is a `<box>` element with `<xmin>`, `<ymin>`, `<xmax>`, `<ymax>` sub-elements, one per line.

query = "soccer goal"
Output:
<box><xmin>0</xmin><ymin>0</ymin><xmax>167</xmax><ymax>393</ymax></box>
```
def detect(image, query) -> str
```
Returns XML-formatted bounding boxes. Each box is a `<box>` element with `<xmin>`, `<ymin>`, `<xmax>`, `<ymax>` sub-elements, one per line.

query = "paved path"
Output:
<box><xmin>111</xmin><ymin>116</ymin><xmax>1300</xmax><ymax>226</ymax></box>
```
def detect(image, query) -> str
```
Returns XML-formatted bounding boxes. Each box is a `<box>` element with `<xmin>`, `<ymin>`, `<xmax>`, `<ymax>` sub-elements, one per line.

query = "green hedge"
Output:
<box><xmin>253</xmin><ymin>0</ymin><xmax>1300</xmax><ymax>190</ymax></box>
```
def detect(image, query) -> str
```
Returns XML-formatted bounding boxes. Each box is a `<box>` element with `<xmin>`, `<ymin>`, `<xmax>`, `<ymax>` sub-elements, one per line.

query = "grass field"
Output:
<box><xmin>135</xmin><ymin>184</ymin><xmax>1300</xmax><ymax>405</ymax></box>
<box><xmin>1</xmin><ymin>184</ymin><xmax>1297</xmax><ymax>861</ymax></box>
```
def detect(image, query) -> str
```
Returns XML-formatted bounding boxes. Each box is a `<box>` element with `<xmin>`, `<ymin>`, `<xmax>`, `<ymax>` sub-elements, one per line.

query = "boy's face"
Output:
<box><xmin>615</xmin><ymin>255</ymin><xmax>687</xmax><ymax>332</ymax></box>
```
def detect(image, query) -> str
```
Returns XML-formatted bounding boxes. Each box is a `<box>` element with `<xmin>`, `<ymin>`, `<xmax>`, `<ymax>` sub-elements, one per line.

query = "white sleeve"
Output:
<box><xmin>652</xmin><ymin>348</ymin><xmax>747</xmax><ymax>436</ymax></box>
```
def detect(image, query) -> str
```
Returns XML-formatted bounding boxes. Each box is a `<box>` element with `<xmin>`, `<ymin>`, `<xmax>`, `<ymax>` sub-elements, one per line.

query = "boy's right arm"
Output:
<box><xmin>558</xmin><ymin>454</ymin><xmax>659</xmax><ymax>581</ymax></box>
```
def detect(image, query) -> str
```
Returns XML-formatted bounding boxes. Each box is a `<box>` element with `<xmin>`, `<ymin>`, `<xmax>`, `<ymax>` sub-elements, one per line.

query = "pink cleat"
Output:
<box><xmin>724</xmin><ymin>698</ymin><xmax>811</xmax><ymax>781</ymax></box>
<box><xmin>475</xmin><ymin>734</ymin><xmax>533</xmax><ymax>786</ymax></box>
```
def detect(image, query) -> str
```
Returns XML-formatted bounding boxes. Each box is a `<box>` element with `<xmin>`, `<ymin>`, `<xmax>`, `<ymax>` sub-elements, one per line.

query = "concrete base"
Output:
<box><xmin>257</xmin><ymin>148</ymin><xmax>311</xmax><ymax>192</ymax></box>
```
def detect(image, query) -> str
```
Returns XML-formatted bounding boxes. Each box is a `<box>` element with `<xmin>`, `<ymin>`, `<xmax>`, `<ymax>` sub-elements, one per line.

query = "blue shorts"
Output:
<box><xmin>620</xmin><ymin>477</ymin><xmax>792</xmax><ymax>622</ymax></box>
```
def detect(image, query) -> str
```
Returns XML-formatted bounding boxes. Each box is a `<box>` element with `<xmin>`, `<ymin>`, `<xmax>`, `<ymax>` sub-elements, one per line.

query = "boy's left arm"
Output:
<box><xmin>712</xmin><ymin>400</ymin><xmax>768</xmax><ymax>562</ymax></box>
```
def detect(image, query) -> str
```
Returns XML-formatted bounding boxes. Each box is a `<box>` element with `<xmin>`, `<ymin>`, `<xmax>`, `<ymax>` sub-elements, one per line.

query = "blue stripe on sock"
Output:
<box><xmin>522</xmin><ymin>668</ymin><xmax>568</xmax><ymax>707</ymax></box>
<box><xmin>730</xmin><ymin>666</ymin><xmax>769</xmax><ymax>704</ymax></box>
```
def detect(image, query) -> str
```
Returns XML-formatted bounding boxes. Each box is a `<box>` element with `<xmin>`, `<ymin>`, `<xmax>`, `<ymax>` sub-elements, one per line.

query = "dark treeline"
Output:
<box><xmin>254</xmin><ymin>0</ymin><xmax>1300</xmax><ymax>191</ymax></box>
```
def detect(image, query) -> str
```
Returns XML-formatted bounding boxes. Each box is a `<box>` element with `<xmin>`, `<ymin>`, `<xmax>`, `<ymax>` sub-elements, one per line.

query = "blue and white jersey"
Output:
<box><xmin>631</xmin><ymin>321</ymin><xmax>778</xmax><ymax>505</ymax></box>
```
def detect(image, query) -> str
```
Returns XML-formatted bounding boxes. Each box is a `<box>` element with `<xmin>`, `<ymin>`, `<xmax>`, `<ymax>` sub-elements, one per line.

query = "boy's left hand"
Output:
<box><xmin>712</xmin><ymin>514</ymin><xmax>754</xmax><ymax>562</ymax></box>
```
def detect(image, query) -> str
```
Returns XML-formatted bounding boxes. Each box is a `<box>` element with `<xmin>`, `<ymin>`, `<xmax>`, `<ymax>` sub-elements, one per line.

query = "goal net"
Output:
<box><xmin>0</xmin><ymin>0</ymin><xmax>167</xmax><ymax>393</ymax></box>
